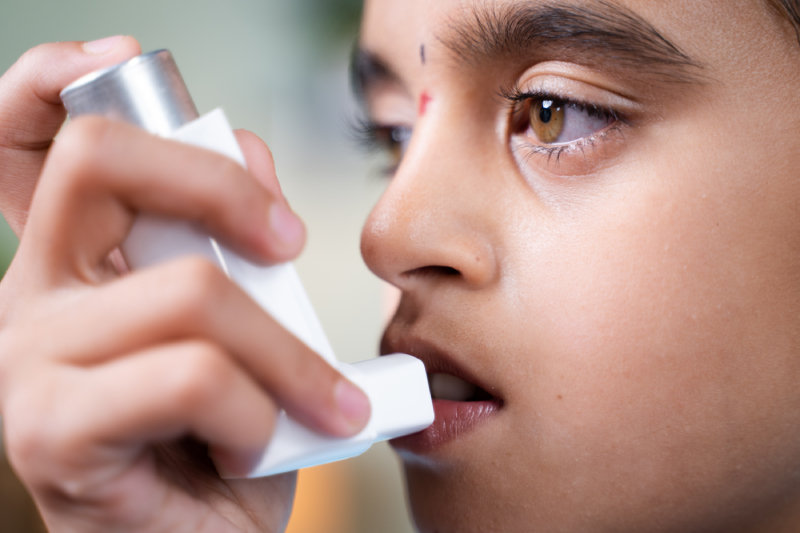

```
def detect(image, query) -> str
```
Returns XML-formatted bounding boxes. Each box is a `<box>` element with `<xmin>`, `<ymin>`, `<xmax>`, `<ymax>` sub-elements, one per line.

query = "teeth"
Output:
<box><xmin>428</xmin><ymin>373</ymin><xmax>479</xmax><ymax>401</ymax></box>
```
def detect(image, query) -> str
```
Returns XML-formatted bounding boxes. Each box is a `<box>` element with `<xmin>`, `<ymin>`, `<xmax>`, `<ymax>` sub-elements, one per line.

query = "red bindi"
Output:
<box><xmin>419</xmin><ymin>91</ymin><xmax>432</xmax><ymax>116</ymax></box>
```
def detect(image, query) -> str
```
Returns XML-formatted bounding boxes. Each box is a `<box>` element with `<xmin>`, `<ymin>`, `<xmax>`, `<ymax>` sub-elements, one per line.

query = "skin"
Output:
<box><xmin>2</xmin><ymin>1</ymin><xmax>800</xmax><ymax>532</ymax></box>
<box><xmin>358</xmin><ymin>0</ymin><xmax>800</xmax><ymax>532</ymax></box>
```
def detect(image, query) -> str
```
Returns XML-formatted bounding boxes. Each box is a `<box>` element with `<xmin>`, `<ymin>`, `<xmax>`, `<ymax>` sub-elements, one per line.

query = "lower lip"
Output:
<box><xmin>390</xmin><ymin>398</ymin><xmax>501</xmax><ymax>455</ymax></box>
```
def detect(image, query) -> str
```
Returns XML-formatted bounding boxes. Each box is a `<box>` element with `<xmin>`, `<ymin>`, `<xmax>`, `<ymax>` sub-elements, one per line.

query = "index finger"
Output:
<box><xmin>0</xmin><ymin>37</ymin><xmax>141</xmax><ymax>234</ymax></box>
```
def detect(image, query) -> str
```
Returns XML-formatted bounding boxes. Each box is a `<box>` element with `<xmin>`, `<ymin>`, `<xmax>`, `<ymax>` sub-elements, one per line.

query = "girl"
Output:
<box><xmin>3</xmin><ymin>1</ymin><xmax>800</xmax><ymax>531</ymax></box>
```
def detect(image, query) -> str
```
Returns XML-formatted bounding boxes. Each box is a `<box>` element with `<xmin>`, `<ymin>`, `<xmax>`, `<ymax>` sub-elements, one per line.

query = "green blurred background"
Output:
<box><xmin>0</xmin><ymin>0</ymin><xmax>414</xmax><ymax>532</ymax></box>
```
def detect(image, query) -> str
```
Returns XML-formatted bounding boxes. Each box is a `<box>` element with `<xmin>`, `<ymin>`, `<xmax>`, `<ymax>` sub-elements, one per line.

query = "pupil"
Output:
<box><xmin>539</xmin><ymin>102</ymin><xmax>552</xmax><ymax>123</ymax></box>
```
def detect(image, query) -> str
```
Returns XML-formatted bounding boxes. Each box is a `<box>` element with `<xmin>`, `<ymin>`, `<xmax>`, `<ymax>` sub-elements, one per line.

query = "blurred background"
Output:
<box><xmin>0</xmin><ymin>0</ymin><xmax>415</xmax><ymax>531</ymax></box>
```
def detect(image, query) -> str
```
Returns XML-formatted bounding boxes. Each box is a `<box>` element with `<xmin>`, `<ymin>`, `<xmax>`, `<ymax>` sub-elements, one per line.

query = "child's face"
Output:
<box><xmin>357</xmin><ymin>0</ymin><xmax>800</xmax><ymax>531</ymax></box>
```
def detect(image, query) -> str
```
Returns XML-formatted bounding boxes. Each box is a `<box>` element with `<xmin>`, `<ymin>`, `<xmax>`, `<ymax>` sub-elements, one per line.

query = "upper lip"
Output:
<box><xmin>380</xmin><ymin>335</ymin><xmax>503</xmax><ymax>402</ymax></box>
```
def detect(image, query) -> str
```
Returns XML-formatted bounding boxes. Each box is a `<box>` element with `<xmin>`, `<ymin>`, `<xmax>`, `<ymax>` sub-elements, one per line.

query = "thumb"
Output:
<box><xmin>0</xmin><ymin>37</ymin><xmax>142</xmax><ymax>235</ymax></box>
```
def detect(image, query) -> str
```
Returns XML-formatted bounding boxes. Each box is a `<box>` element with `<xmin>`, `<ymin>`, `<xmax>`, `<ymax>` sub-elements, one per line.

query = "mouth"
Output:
<box><xmin>428</xmin><ymin>372</ymin><xmax>494</xmax><ymax>402</ymax></box>
<box><xmin>384</xmin><ymin>340</ymin><xmax>503</xmax><ymax>455</ymax></box>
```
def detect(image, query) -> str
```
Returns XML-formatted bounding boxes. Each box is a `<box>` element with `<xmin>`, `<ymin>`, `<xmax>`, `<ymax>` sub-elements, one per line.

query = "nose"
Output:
<box><xmin>360</xmin><ymin>110</ymin><xmax>499</xmax><ymax>291</ymax></box>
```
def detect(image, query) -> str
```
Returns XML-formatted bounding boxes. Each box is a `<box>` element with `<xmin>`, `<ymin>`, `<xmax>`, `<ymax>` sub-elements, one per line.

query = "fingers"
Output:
<box><xmin>25</xmin><ymin>117</ymin><xmax>305</xmax><ymax>280</ymax></box>
<box><xmin>4</xmin><ymin>340</ymin><xmax>275</xmax><ymax>484</ymax></box>
<box><xmin>3</xmin><ymin>341</ymin><xmax>275</xmax><ymax>530</ymax></box>
<box><xmin>75</xmin><ymin>340</ymin><xmax>276</xmax><ymax>477</ymax></box>
<box><xmin>5</xmin><ymin>257</ymin><xmax>371</xmax><ymax>438</ymax></box>
<box><xmin>0</xmin><ymin>38</ymin><xmax>141</xmax><ymax>234</ymax></box>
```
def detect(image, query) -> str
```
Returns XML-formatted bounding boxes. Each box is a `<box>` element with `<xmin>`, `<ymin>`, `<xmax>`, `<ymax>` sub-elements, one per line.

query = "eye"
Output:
<box><xmin>374</xmin><ymin>125</ymin><xmax>412</xmax><ymax>166</ymax></box>
<box><xmin>511</xmin><ymin>96</ymin><xmax>616</xmax><ymax>145</ymax></box>
<box><xmin>353</xmin><ymin>120</ymin><xmax>412</xmax><ymax>173</ymax></box>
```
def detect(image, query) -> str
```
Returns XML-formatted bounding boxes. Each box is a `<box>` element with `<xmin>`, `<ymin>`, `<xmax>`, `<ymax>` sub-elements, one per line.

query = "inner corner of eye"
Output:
<box><xmin>510</xmin><ymin>101</ymin><xmax>535</xmax><ymax>133</ymax></box>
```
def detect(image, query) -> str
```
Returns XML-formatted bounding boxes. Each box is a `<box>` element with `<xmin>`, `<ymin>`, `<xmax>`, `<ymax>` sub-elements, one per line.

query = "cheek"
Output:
<box><xmin>404</xmin><ymin>153</ymin><xmax>800</xmax><ymax>531</ymax></box>
<box><xmin>503</xmin><ymin>152</ymin><xmax>800</xmax><ymax>517</ymax></box>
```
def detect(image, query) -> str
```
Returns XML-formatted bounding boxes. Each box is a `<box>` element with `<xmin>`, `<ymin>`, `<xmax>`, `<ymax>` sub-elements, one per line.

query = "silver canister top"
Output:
<box><xmin>60</xmin><ymin>49</ymin><xmax>199</xmax><ymax>136</ymax></box>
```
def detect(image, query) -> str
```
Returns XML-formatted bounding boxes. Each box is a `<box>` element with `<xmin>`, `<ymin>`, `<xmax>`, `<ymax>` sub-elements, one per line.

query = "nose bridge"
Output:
<box><xmin>361</xmin><ymin>104</ymin><xmax>500</xmax><ymax>288</ymax></box>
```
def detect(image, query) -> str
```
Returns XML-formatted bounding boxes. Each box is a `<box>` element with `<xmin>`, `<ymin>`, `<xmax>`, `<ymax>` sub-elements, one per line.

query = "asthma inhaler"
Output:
<box><xmin>60</xmin><ymin>50</ymin><xmax>434</xmax><ymax>478</ymax></box>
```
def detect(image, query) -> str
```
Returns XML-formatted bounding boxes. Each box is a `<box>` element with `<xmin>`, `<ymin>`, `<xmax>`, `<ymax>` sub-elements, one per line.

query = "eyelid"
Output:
<box><xmin>362</xmin><ymin>84</ymin><xmax>417</xmax><ymax>128</ymax></box>
<box><xmin>502</xmin><ymin>87</ymin><xmax>628</xmax><ymax>129</ymax></box>
<box><xmin>504</xmin><ymin>72</ymin><xmax>642</xmax><ymax>120</ymax></box>
<box><xmin>516</xmin><ymin>61</ymin><xmax>642</xmax><ymax>102</ymax></box>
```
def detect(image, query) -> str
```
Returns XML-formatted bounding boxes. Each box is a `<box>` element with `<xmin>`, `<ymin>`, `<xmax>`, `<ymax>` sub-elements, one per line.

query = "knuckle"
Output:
<box><xmin>202</xmin><ymin>160</ymin><xmax>241</xmax><ymax>208</ymax></box>
<box><xmin>180</xmin><ymin>255</ymin><xmax>226</xmax><ymax>287</ymax></box>
<box><xmin>5</xmin><ymin>377</ymin><xmax>102</xmax><ymax>496</ymax></box>
<box><xmin>239</xmin><ymin>401</ymin><xmax>279</xmax><ymax>451</ymax></box>
<box><xmin>166</xmin><ymin>257</ymin><xmax>228</xmax><ymax>320</ymax></box>
<box><xmin>209</xmin><ymin>152</ymin><xmax>245</xmax><ymax>184</ymax></box>
<box><xmin>3</xmin><ymin>387</ymin><xmax>58</xmax><ymax>480</ymax></box>
<box><xmin>286</xmin><ymin>345</ymin><xmax>335</xmax><ymax>386</ymax></box>
<box><xmin>0</xmin><ymin>332</ymin><xmax>29</xmax><ymax>408</ymax></box>
<box><xmin>278</xmin><ymin>346</ymin><xmax>339</xmax><ymax>408</ymax></box>
<box><xmin>263</xmin><ymin>143</ymin><xmax>275</xmax><ymax>165</ymax></box>
<box><xmin>0</xmin><ymin>331</ymin><xmax>16</xmax><ymax>394</ymax></box>
<box><xmin>254</xmin><ymin>397</ymin><xmax>279</xmax><ymax>440</ymax></box>
<box><xmin>14</xmin><ymin>42</ymin><xmax>58</xmax><ymax>74</ymax></box>
<box><xmin>61</xmin><ymin>115</ymin><xmax>112</xmax><ymax>153</ymax></box>
<box><xmin>260</xmin><ymin>142</ymin><xmax>276</xmax><ymax>169</ymax></box>
<box><xmin>168</xmin><ymin>342</ymin><xmax>233</xmax><ymax>410</ymax></box>
<box><xmin>197</xmin><ymin>155</ymin><xmax>247</xmax><ymax>214</ymax></box>
<box><xmin>0</xmin><ymin>372</ymin><xmax>98</xmax><ymax>500</ymax></box>
<box><xmin>4</xmin><ymin>413</ymin><xmax>40</xmax><ymax>469</ymax></box>
<box><xmin>51</xmin><ymin>117</ymin><xmax>114</xmax><ymax>187</ymax></box>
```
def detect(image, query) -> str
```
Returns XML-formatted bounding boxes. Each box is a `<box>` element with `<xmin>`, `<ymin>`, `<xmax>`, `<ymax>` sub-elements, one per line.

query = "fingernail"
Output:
<box><xmin>83</xmin><ymin>35</ymin><xmax>124</xmax><ymax>55</ymax></box>
<box><xmin>269</xmin><ymin>203</ymin><xmax>304</xmax><ymax>247</ymax></box>
<box><xmin>335</xmin><ymin>379</ymin><xmax>371</xmax><ymax>430</ymax></box>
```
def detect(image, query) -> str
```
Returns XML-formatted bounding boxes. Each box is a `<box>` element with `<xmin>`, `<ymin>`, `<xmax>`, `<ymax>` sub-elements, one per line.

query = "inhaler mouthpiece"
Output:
<box><xmin>61</xmin><ymin>50</ymin><xmax>434</xmax><ymax>478</ymax></box>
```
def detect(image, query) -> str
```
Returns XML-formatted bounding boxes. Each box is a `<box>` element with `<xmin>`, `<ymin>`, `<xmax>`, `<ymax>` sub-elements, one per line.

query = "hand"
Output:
<box><xmin>0</xmin><ymin>39</ymin><xmax>370</xmax><ymax>533</ymax></box>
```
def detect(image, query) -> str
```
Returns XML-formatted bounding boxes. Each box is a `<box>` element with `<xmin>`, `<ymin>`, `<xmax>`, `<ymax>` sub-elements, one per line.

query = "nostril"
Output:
<box><xmin>405</xmin><ymin>265</ymin><xmax>461</xmax><ymax>278</ymax></box>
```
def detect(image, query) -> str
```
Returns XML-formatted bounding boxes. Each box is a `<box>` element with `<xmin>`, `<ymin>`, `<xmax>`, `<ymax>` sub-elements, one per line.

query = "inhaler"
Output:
<box><xmin>60</xmin><ymin>50</ymin><xmax>434</xmax><ymax>478</ymax></box>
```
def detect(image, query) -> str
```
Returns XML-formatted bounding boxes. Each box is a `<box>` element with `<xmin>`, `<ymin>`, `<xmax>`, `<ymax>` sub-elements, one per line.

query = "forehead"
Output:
<box><xmin>359</xmin><ymin>0</ymin><xmax>789</xmax><ymax>91</ymax></box>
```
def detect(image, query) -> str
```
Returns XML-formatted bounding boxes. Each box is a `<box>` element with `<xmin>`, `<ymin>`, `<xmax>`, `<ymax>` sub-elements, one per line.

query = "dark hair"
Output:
<box><xmin>769</xmin><ymin>0</ymin><xmax>800</xmax><ymax>43</ymax></box>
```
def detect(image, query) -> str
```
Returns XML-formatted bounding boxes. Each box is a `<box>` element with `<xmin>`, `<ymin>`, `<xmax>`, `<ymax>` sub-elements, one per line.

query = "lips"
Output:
<box><xmin>382</xmin><ymin>338</ymin><xmax>503</xmax><ymax>455</ymax></box>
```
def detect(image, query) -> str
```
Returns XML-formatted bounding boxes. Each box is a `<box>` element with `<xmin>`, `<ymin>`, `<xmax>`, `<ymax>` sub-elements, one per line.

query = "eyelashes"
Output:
<box><xmin>498</xmin><ymin>83</ymin><xmax>626</xmax><ymax>127</ymax></box>
<box><xmin>499</xmin><ymin>83</ymin><xmax>628</xmax><ymax>165</ymax></box>
<box><xmin>352</xmin><ymin>85</ymin><xmax>628</xmax><ymax>173</ymax></box>
<box><xmin>351</xmin><ymin>116</ymin><xmax>412</xmax><ymax>176</ymax></box>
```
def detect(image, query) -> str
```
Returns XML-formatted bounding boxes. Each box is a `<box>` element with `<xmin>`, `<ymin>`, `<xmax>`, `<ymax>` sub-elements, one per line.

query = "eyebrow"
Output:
<box><xmin>440</xmin><ymin>0</ymin><xmax>704</xmax><ymax>83</ymax></box>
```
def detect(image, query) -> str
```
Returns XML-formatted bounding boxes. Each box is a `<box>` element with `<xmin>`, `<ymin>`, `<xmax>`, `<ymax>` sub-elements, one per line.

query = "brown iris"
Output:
<box><xmin>530</xmin><ymin>99</ymin><xmax>565</xmax><ymax>144</ymax></box>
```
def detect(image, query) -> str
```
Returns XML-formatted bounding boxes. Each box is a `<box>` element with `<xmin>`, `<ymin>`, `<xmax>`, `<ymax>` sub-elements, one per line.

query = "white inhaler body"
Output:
<box><xmin>60</xmin><ymin>50</ymin><xmax>434</xmax><ymax>478</ymax></box>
